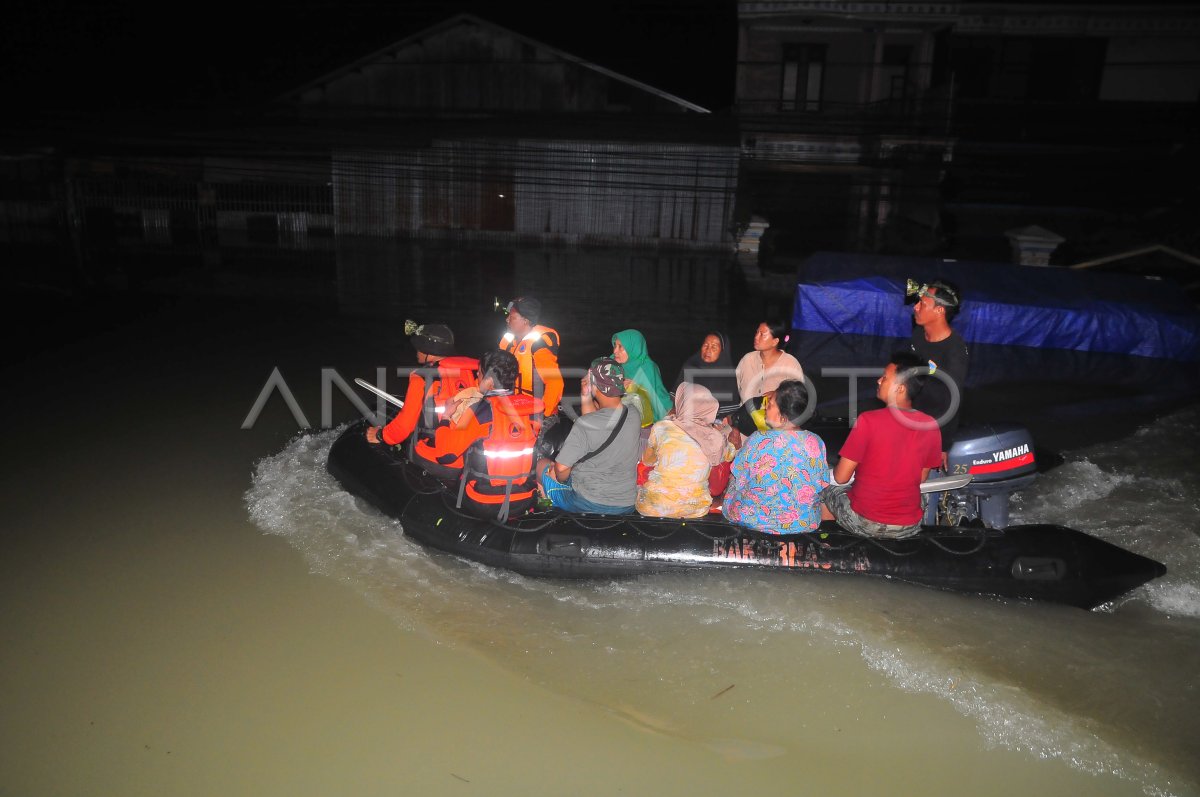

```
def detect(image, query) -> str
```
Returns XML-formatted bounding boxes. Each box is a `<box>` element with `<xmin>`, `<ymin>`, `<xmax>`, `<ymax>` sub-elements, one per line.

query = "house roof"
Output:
<box><xmin>276</xmin><ymin>13</ymin><xmax>710</xmax><ymax>113</ymax></box>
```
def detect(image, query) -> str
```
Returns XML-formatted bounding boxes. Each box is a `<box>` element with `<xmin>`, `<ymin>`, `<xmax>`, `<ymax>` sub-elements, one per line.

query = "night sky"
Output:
<box><xmin>2</xmin><ymin>0</ymin><xmax>737</xmax><ymax>115</ymax></box>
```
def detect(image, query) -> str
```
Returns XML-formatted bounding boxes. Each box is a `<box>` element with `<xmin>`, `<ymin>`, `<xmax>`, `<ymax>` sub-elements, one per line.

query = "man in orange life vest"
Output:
<box><xmin>365</xmin><ymin>321</ymin><xmax>479</xmax><ymax>450</ymax></box>
<box><xmin>434</xmin><ymin>349</ymin><xmax>543</xmax><ymax>520</ymax></box>
<box><xmin>433</xmin><ymin>348</ymin><xmax>523</xmax><ymax>463</ymax></box>
<box><xmin>499</xmin><ymin>296</ymin><xmax>563</xmax><ymax>417</ymax></box>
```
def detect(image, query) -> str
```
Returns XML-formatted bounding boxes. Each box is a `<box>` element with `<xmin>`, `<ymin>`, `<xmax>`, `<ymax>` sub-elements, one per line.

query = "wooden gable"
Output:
<box><xmin>280</xmin><ymin>14</ymin><xmax>708</xmax><ymax>114</ymax></box>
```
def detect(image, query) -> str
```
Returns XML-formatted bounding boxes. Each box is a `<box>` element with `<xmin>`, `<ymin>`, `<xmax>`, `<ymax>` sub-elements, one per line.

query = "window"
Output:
<box><xmin>883</xmin><ymin>45</ymin><xmax>913</xmax><ymax>103</ymax></box>
<box><xmin>781</xmin><ymin>43</ymin><xmax>826</xmax><ymax>111</ymax></box>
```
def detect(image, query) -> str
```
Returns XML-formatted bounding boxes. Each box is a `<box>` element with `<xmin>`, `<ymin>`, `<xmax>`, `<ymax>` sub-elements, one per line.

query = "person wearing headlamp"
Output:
<box><xmin>499</xmin><ymin>295</ymin><xmax>563</xmax><ymax>418</ymax></box>
<box><xmin>908</xmin><ymin>279</ymin><xmax>968</xmax><ymax>456</ymax></box>
<box><xmin>366</xmin><ymin>321</ymin><xmax>478</xmax><ymax>451</ymax></box>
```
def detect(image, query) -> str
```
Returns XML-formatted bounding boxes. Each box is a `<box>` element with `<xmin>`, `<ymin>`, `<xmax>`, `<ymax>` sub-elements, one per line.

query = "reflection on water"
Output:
<box><xmin>332</xmin><ymin>237</ymin><xmax>734</xmax><ymax>361</ymax></box>
<box><xmin>24</xmin><ymin>228</ymin><xmax>1193</xmax><ymax>437</ymax></box>
<box><xmin>8</xmin><ymin>227</ymin><xmax>1200</xmax><ymax>796</ymax></box>
<box><xmin>7</xmin><ymin>225</ymin><xmax>1199</xmax><ymax>795</ymax></box>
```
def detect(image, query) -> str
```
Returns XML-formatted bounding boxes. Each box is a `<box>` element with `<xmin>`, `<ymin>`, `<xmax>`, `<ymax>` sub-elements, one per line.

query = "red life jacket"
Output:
<box><xmin>457</xmin><ymin>393</ymin><xmax>544</xmax><ymax>522</ymax></box>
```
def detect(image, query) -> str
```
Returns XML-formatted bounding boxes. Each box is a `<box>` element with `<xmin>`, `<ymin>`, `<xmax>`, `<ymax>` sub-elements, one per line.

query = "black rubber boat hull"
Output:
<box><xmin>326</xmin><ymin>421</ymin><xmax>1166</xmax><ymax>609</ymax></box>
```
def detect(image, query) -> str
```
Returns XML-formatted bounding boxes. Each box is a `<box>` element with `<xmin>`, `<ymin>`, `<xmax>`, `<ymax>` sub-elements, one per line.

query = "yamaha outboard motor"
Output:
<box><xmin>936</xmin><ymin>423</ymin><xmax>1039</xmax><ymax>528</ymax></box>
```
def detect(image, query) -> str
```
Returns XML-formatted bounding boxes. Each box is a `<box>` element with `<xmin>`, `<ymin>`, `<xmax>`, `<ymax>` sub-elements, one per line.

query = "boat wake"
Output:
<box><xmin>1010</xmin><ymin>404</ymin><xmax>1200</xmax><ymax>620</ymax></box>
<box><xmin>246</xmin><ymin>420</ymin><xmax>1200</xmax><ymax>796</ymax></box>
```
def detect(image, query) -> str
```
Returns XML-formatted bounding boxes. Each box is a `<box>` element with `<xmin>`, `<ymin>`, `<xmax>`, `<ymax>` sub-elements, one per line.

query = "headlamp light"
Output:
<box><xmin>906</xmin><ymin>279</ymin><xmax>959</xmax><ymax>308</ymax></box>
<box><xmin>905</xmin><ymin>278</ymin><xmax>928</xmax><ymax>299</ymax></box>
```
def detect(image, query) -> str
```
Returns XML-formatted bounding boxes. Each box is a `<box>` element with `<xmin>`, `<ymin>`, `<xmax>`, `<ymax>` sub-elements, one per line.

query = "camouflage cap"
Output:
<box><xmin>588</xmin><ymin>356</ymin><xmax>626</xmax><ymax>397</ymax></box>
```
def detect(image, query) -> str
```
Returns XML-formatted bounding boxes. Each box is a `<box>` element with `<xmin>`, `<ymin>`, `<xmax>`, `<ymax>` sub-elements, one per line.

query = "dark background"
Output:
<box><xmin>1</xmin><ymin>0</ymin><xmax>737</xmax><ymax>115</ymax></box>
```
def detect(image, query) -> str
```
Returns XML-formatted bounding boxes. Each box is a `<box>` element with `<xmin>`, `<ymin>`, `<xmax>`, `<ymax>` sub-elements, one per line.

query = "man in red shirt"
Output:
<box><xmin>820</xmin><ymin>351</ymin><xmax>942</xmax><ymax>539</ymax></box>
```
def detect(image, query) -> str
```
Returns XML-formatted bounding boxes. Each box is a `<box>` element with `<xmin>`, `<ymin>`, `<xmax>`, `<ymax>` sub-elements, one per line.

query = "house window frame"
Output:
<box><xmin>780</xmin><ymin>43</ymin><xmax>827</xmax><ymax>111</ymax></box>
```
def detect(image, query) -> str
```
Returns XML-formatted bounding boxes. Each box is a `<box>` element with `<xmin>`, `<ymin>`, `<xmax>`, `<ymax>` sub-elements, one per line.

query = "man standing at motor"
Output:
<box><xmin>910</xmin><ymin>279</ymin><xmax>969</xmax><ymax>452</ymax></box>
<box><xmin>499</xmin><ymin>295</ymin><xmax>563</xmax><ymax>418</ymax></box>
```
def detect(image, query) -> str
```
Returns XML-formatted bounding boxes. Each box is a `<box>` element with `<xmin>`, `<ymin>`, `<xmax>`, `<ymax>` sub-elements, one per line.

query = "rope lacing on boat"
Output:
<box><xmin>404</xmin><ymin>463</ymin><xmax>992</xmax><ymax>556</ymax></box>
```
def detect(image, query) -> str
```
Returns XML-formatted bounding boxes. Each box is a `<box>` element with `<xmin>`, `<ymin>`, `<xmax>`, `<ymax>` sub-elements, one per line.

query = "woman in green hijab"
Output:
<box><xmin>611</xmin><ymin>329</ymin><xmax>673</xmax><ymax>424</ymax></box>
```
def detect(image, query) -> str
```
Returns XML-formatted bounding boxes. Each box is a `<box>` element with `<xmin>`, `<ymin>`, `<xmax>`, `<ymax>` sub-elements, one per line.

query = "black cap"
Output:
<box><xmin>506</xmin><ymin>296</ymin><xmax>542</xmax><ymax>323</ymax></box>
<box><xmin>405</xmin><ymin>320</ymin><xmax>455</xmax><ymax>356</ymax></box>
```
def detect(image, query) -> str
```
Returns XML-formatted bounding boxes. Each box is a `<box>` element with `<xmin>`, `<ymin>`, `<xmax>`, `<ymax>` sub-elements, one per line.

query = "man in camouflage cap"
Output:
<box><xmin>535</xmin><ymin>357</ymin><xmax>641</xmax><ymax>514</ymax></box>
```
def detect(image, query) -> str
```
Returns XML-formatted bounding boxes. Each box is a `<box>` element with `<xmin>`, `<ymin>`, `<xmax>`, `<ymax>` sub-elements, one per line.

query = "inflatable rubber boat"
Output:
<box><xmin>326</xmin><ymin>419</ymin><xmax>1165</xmax><ymax>609</ymax></box>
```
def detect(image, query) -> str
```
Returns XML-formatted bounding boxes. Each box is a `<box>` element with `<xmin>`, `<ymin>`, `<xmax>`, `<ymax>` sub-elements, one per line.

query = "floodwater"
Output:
<box><xmin>3</xmin><ymin>239</ymin><xmax>1199</xmax><ymax>796</ymax></box>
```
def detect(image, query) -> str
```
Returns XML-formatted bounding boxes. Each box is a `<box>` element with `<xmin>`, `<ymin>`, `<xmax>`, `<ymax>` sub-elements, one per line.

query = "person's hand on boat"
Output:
<box><xmin>366</xmin><ymin>426</ymin><xmax>382</xmax><ymax>444</ymax></box>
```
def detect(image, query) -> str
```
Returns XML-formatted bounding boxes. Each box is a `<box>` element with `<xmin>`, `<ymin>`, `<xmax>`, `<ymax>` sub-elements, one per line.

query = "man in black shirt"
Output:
<box><xmin>909</xmin><ymin>279</ymin><xmax>969</xmax><ymax>459</ymax></box>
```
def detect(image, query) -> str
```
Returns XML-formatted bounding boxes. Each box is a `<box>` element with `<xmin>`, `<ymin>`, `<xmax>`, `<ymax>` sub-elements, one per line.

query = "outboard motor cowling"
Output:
<box><xmin>948</xmin><ymin>423</ymin><xmax>1037</xmax><ymax>483</ymax></box>
<box><xmin>938</xmin><ymin>423</ymin><xmax>1040</xmax><ymax>528</ymax></box>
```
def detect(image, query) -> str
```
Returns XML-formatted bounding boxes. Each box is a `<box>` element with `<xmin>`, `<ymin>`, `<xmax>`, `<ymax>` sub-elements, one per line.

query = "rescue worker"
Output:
<box><xmin>366</xmin><ymin>321</ymin><xmax>479</xmax><ymax>470</ymax></box>
<box><xmin>499</xmin><ymin>295</ymin><xmax>563</xmax><ymax>417</ymax></box>
<box><xmin>431</xmin><ymin>349</ymin><xmax>521</xmax><ymax>464</ymax></box>
<box><xmin>431</xmin><ymin>349</ymin><xmax>542</xmax><ymax>521</ymax></box>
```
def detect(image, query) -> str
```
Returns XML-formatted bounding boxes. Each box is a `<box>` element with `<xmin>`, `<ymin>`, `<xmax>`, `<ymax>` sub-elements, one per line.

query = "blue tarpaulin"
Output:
<box><xmin>792</xmin><ymin>252</ymin><xmax>1200</xmax><ymax>362</ymax></box>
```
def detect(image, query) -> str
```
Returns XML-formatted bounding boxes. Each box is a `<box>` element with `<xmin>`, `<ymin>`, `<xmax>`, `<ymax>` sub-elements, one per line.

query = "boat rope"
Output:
<box><xmin>392</xmin><ymin>458</ymin><xmax>994</xmax><ymax>556</ymax></box>
<box><xmin>402</xmin><ymin>465</ymin><xmax>447</xmax><ymax>495</ymax></box>
<box><xmin>915</xmin><ymin>530</ymin><xmax>991</xmax><ymax>555</ymax></box>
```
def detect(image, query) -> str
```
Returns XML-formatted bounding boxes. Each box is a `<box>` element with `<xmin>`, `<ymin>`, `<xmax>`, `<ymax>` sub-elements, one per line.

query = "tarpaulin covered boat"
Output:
<box><xmin>792</xmin><ymin>252</ymin><xmax>1200</xmax><ymax>361</ymax></box>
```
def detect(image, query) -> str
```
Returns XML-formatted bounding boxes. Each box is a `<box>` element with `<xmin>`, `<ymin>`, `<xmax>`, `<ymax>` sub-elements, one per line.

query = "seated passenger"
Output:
<box><xmin>674</xmin><ymin>331</ymin><xmax>738</xmax><ymax>409</ymax></box>
<box><xmin>734</xmin><ymin>319</ymin><xmax>804</xmax><ymax>404</ymax></box>
<box><xmin>367</xmin><ymin>322</ymin><xmax>479</xmax><ymax>475</ymax></box>
<box><xmin>432</xmin><ymin>349</ymin><xmax>523</xmax><ymax>466</ymax></box>
<box><xmin>536</xmin><ymin>358</ymin><xmax>641</xmax><ymax>515</ymax></box>
<box><xmin>820</xmin><ymin>352</ymin><xmax>942</xmax><ymax>539</ymax></box>
<box><xmin>611</xmin><ymin>329</ymin><xmax>672</xmax><ymax>427</ymax></box>
<box><xmin>437</xmin><ymin>350</ymin><xmax>542</xmax><ymax>521</ymax></box>
<box><xmin>636</xmin><ymin>383</ymin><xmax>734</xmax><ymax>519</ymax></box>
<box><xmin>722</xmin><ymin>380</ymin><xmax>829</xmax><ymax>534</ymax></box>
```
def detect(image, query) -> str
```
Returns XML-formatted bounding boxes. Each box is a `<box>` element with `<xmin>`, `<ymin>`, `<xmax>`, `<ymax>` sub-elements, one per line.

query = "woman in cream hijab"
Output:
<box><xmin>636</xmin><ymin>383</ymin><xmax>733</xmax><ymax>519</ymax></box>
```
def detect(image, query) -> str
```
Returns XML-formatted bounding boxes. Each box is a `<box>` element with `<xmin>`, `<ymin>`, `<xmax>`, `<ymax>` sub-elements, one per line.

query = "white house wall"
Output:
<box><xmin>332</xmin><ymin>140</ymin><xmax>738</xmax><ymax>248</ymax></box>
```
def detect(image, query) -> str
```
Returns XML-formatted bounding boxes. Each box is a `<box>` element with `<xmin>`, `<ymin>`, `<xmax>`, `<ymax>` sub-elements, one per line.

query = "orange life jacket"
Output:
<box><xmin>457</xmin><ymin>393</ymin><xmax>544</xmax><ymax>522</ymax></box>
<box><xmin>500</xmin><ymin>325</ymin><xmax>560</xmax><ymax>414</ymax></box>
<box><xmin>409</xmin><ymin>356</ymin><xmax>479</xmax><ymax>477</ymax></box>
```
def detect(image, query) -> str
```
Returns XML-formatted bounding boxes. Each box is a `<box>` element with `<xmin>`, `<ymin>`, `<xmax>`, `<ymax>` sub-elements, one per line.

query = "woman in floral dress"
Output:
<box><xmin>722</xmin><ymin>380</ymin><xmax>828</xmax><ymax>534</ymax></box>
